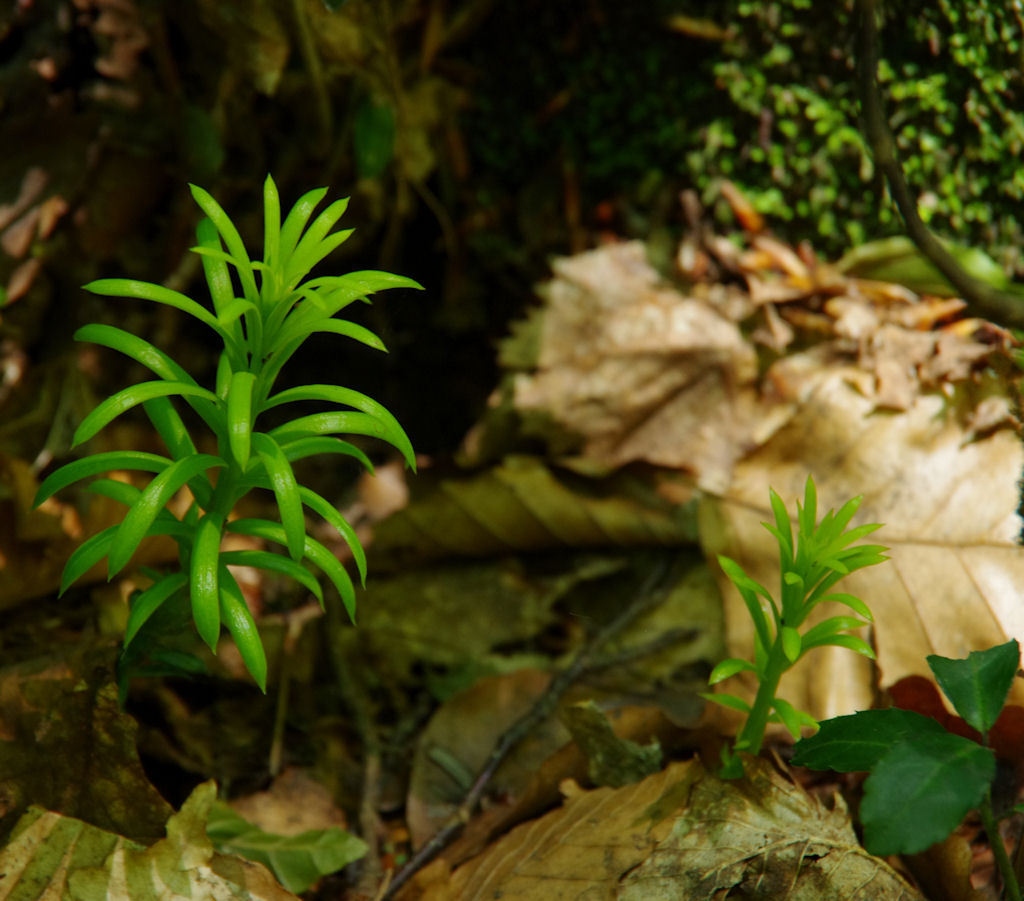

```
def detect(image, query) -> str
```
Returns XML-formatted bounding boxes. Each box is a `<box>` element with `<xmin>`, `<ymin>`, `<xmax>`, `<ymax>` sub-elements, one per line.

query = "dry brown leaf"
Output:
<box><xmin>408</xmin><ymin>756</ymin><xmax>923</xmax><ymax>901</ymax></box>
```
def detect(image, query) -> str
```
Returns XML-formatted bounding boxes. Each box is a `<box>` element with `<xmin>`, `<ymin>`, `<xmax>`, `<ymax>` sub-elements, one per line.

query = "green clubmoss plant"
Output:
<box><xmin>705</xmin><ymin>477</ymin><xmax>887</xmax><ymax>778</ymax></box>
<box><xmin>34</xmin><ymin>176</ymin><xmax>420</xmax><ymax>692</ymax></box>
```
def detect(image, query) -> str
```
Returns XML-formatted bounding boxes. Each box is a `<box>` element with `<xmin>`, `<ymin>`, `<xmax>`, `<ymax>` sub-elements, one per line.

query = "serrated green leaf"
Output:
<box><xmin>263</xmin><ymin>384</ymin><xmax>414</xmax><ymax>468</ymax></box>
<box><xmin>219</xmin><ymin>568</ymin><xmax>267</xmax><ymax>691</ymax></box>
<box><xmin>73</xmin><ymin>381</ymin><xmax>219</xmax><ymax>448</ymax></box>
<box><xmin>125</xmin><ymin>572</ymin><xmax>188</xmax><ymax>647</ymax></box>
<box><xmin>108</xmin><ymin>455</ymin><xmax>225</xmax><ymax>576</ymax></box>
<box><xmin>251</xmin><ymin>432</ymin><xmax>305</xmax><ymax>561</ymax></box>
<box><xmin>861</xmin><ymin>732</ymin><xmax>994</xmax><ymax>855</ymax></box>
<box><xmin>792</xmin><ymin>707</ymin><xmax>948</xmax><ymax>772</ymax></box>
<box><xmin>226</xmin><ymin>369</ymin><xmax>256</xmax><ymax>470</ymax></box>
<box><xmin>190</xmin><ymin>513</ymin><xmax>224</xmax><ymax>650</ymax></box>
<box><xmin>35</xmin><ymin>451</ymin><xmax>171</xmax><ymax>505</ymax></box>
<box><xmin>708</xmin><ymin>657</ymin><xmax>756</xmax><ymax>685</ymax></box>
<box><xmin>927</xmin><ymin>639</ymin><xmax>1021</xmax><ymax>736</ymax></box>
<box><xmin>219</xmin><ymin>549</ymin><xmax>323</xmax><ymax>603</ymax></box>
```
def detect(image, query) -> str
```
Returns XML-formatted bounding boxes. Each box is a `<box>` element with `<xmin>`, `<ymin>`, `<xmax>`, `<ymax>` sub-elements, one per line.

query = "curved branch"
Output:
<box><xmin>855</xmin><ymin>0</ymin><xmax>1024</xmax><ymax>328</ymax></box>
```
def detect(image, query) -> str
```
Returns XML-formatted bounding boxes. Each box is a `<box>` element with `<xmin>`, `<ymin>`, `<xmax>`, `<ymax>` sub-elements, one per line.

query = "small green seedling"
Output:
<box><xmin>34</xmin><ymin>176</ymin><xmax>420</xmax><ymax>693</ymax></box>
<box><xmin>793</xmin><ymin>639</ymin><xmax>1023</xmax><ymax>900</ymax></box>
<box><xmin>705</xmin><ymin>476</ymin><xmax>887</xmax><ymax>778</ymax></box>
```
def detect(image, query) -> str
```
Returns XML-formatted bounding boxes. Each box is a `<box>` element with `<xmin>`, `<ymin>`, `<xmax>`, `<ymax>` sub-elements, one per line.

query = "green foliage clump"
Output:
<box><xmin>34</xmin><ymin>177</ymin><xmax>420</xmax><ymax>694</ymax></box>
<box><xmin>696</xmin><ymin>0</ymin><xmax>1024</xmax><ymax>270</ymax></box>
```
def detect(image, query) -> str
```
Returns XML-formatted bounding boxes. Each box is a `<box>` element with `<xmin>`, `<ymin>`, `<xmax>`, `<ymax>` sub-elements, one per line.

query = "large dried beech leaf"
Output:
<box><xmin>503</xmin><ymin>243</ymin><xmax>766</xmax><ymax>491</ymax></box>
<box><xmin>700</xmin><ymin>361</ymin><xmax>1024</xmax><ymax>720</ymax></box>
<box><xmin>0</xmin><ymin>782</ymin><xmax>298</xmax><ymax>900</ymax></box>
<box><xmin>411</xmin><ymin>757</ymin><xmax>922</xmax><ymax>901</ymax></box>
<box><xmin>371</xmin><ymin>455</ymin><xmax>698</xmax><ymax>568</ymax></box>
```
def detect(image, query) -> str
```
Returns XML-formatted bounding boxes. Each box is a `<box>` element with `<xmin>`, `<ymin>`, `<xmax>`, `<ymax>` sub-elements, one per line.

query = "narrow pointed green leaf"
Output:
<box><xmin>297</xmin><ymin>487</ymin><xmax>366</xmax><ymax>585</ymax></box>
<box><xmin>108</xmin><ymin>454</ymin><xmax>225</xmax><ymax>576</ymax></box>
<box><xmin>196</xmin><ymin>217</ymin><xmax>237</xmax><ymax>327</ymax></box>
<box><xmin>191</xmin><ymin>512</ymin><xmax>224</xmax><ymax>650</ymax></box>
<box><xmin>226</xmin><ymin>370</ymin><xmax>256</xmax><ymax>469</ymax></box>
<box><xmin>263</xmin><ymin>174</ymin><xmax>281</xmax><ymax>270</ymax></box>
<box><xmin>802</xmin><ymin>633</ymin><xmax>876</xmax><ymax>658</ymax></box>
<box><xmin>279</xmin><ymin>187</ymin><xmax>328</xmax><ymax>265</ymax></box>
<box><xmin>189</xmin><ymin>184</ymin><xmax>259</xmax><ymax>303</ymax></box>
<box><xmin>800</xmin><ymin>616</ymin><xmax>870</xmax><ymax>650</ymax></box>
<box><xmin>771</xmin><ymin>697</ymin><xmax>806</xmax><ymax>739</ymax></box>
<box><xmin>226</xmin><ymin>518</ymin><xmax>356</xmax><ymax>618</ymax></box>
<box><xmin>216</xmin><ymin>296</ymin><xmax>259</xmax><ymax>329</ymax></box>
<box><xmin>35</xmin><ymin>451</ymin><xmax>171</xmax><ymax>505</ymax></box>
<box><xmin>801</xmin><ymin>476</ymin><xmax>817</xmax><ymax>535</ymax></box>
<box><xmin>125</xmin><ymin>571</ymin><xmax>188</xmax><ymax>647</ymax></box>
<box><xmin>701</xmin><ymin>692</ymin><xmax>752</xmax><ymax>714</ymax></box>
<box><xmin>768</xmin><ymin>487</ymin><xmax>792</xmax><ymax>555</ymax></box>
<box><xmin>708</xmin><ymin>657</ymin><xmax>756</xmax><ymax>685</ymax></box>
<box><xmin>926</xmin><ymin>639</ymin><xmax>1021</xmax><ymax>735</ymax></box>
<box><xmin>84</xmin><ymin>278</ymin><xmax>235</xmax><ymax>345</ymax></box>
<box><xmin>60</xmin><ymin>526</ymin><xmax>117</xmax><ymax>595</ymax></box>
<box><xmin>219</xmin><ymin>549</ymin><xmax>323</xmax><ymax>603</ymax></box>
<box><xmin>277</xmin><ymin>436</ymin><xmax>374</xmax><ymax>472</ymax></box>
<box><xmin>262</xmin><ymin>384</ymin><xmax>414</xmax><ymax>468</ymax></box>
<box><xmin>73</xmin><ymin>381</ymin><xmax>219</xmax><ymax>448</ymax></box>
<box><xmin>142</xmin><ymin>397</ymin><xmax>214</xmax><ymax>507</ymax></box>
<box><xmin>781</xmin><ymin>625</ymin><xmax>801</xmax><ymax>663</ymax></box>
<box><xmin>251</xmin><ymin>432</ymin><xmax>305</xmax><ymax>561</ymax></box>
<box><xmin>812</xmin><ymin>592</ymin><xmax>874</xmax><ymax>620</ymax></box>
<box><xmin>219</xmin><ymin>567</ymin><xmax>267</xmax><ymax>691</ymax></box>
<box><xmin>269</xmin><ymin>411</ymin><xmax>397</xmax><ymax>452</ymax></box>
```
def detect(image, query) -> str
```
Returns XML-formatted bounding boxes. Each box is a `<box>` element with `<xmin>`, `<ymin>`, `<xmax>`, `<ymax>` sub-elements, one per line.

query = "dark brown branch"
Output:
<box><xmin>855</xmin><ymin>0</ymin><xmax>1024</xmax><ymax>329</ymax></box>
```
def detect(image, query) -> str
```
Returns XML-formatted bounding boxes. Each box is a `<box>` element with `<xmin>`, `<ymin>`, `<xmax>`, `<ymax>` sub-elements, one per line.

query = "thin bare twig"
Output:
<box><xmin>381</xmin><ymin>555</ymin><xmax>681</xmax><ymax>900</ymax></box>
<box><xmin>855</xmin><ymin>0</ymin><xmax>1024</xmax><ymax>329</ymax></box>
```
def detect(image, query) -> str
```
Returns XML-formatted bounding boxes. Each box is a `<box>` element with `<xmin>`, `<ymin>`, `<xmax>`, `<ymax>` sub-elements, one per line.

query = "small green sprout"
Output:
<box><xmin>705</xmin><ymin>476</ymin><xmax>887</xmax><ymax>778</ymax></box>
<box><xmin>793</xmin><ymin>640</ymin><xmax>1023</xmax><ymax>901</ymax></box>
<box><xmin>34</xmin><ymin>176</ymin><xmax>421</xmax><ymax>693</ymax></box>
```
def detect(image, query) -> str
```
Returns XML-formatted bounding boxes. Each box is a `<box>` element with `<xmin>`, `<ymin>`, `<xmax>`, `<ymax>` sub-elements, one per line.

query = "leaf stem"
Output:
<box><xmin>978</xmin><ymin>790</ymin><xmax>1022</xmax><ymax>901</ymax></box>
<box><xmin>735</xmin><ymin>640</ymin><xmax>788</xmax><ymax>756</ymax></box>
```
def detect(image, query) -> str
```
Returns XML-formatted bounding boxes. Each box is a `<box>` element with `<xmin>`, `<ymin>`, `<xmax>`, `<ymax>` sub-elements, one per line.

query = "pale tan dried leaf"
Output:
<box><xmin>411</xmin><ymin>757</ymin><xmax>922</xmax><ymax>901</ymax></box>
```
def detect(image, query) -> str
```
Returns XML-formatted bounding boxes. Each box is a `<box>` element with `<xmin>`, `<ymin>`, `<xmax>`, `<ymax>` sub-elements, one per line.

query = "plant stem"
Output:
<box><xmin>735</xmin><ymin>640</ymin><xmax>788</xmax><ymax>756</ymax></box>
<box><xmin>978</xmin><ymin>791</ymin><xmax>1022</xmax><ymax>901</ymax></box>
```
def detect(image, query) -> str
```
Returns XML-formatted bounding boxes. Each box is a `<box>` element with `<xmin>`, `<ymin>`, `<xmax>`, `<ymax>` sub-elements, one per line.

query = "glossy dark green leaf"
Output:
<box><xmin>34</xmin><ymin>451</ymin><xmax>171</xmax><ymax>505</ymax></box>
<box><xmin>269</xmin><ymin>411</ymin><xmax>395</xmax><ymax>451</ymax></box>
<box><xmin>927</xmin><ymin>639</ymin><xmax>1021</xmax><ymax>735</ymax></box>
<box><xmin>191</xmin><ymin>513</ymin><xmax>224</xmax><ymax>650</ymax></box>
<box><xmin>218</xmin><ymin>567</ymin><xmax>267</xmax><ymax>691</ymax></box>
<box><xmin>263</xmin><ymin>384</ymin><xmax>414</xmax><ymax>468</ymax></box>
<box><xmin>107</xmin><ymin>454</ymin><xmax>224</xmax><ymax>577</ymax></box>
<box><xmin>219</xmin><ymin>549</ymin><xmax>323</xmax><ymax>603</ymax></box>
<box><xmin>125</xmin><ymin>572</ymin><xmax>188</xmax><ymax>647</ymax></box>
<box><xmin>792</xmin><ymin>707</ymin><xmax>948</xmax><ymax>772</ymax></box>
<box><xmin>73</xmin><ymin>381</ymin><xmax>219</xmax><ymax>448</ymax></box>
<box><xmin>251</xmin><ymin>432</ymin><xmax>305</xmax><ymax>561</ymax></box>
<box><xmin>860</xmin><ymin>732</ymin><xmax>994</xmax><ymax>855</ymax></box>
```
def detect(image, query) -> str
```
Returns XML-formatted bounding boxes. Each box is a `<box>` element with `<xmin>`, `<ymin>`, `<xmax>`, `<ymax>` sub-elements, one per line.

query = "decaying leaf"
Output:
<box><xmin>0</xmin><ymin>781</ymin><xmax>298</xmax><ymax>900</ymax></box>
<box><xmin>406</xmin><ymin>757</ymin><xmax>923</xmax><ymax>901</ymax></box>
